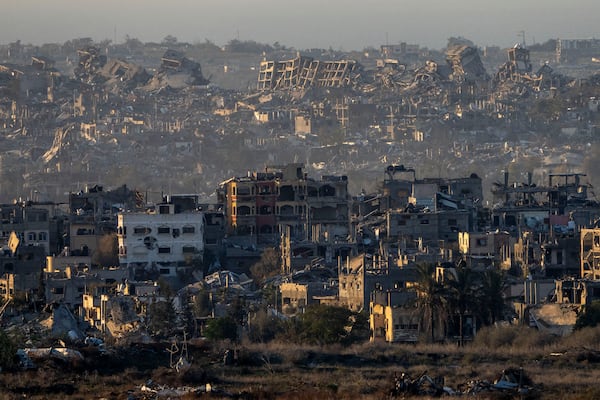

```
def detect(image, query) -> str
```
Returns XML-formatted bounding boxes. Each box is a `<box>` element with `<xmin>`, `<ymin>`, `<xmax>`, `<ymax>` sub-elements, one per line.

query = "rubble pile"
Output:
<box><xmin>144</xmin><ymin>49</ymin><xmax>209</xmax><ymax>91</ymax></box>
<box><xmin>390</xmin><ymin>367</ymin><xmax>537</xmax><ymax>398</ymax></box>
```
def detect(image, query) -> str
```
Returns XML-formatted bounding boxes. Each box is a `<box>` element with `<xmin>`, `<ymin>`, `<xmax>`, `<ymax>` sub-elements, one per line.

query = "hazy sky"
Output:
<box><xmin>2</xmin><ymin>0</ymin><xmax>599</xmax><ymax>50</ymax></box>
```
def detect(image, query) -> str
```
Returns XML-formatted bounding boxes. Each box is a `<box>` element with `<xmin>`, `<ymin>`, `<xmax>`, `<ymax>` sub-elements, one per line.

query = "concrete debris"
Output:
<box><xmin>144</xmin><ymin>49</ymin><xmax>209</xmax><ymax>91</ymax></box>
<box><xmin>445</xmin><ymin>45</ymin><xmax>488</xmax><ymax>82</ymax></box>
<box><xmin>109</xmin><ymin>296</ymin><xmax>139</xmax><ymax>325</ymax></box>
<box><xmin>139</xmin><ymin>380</ymin><xmax>213</xmax><ymax>398</ymax></box>
<box><xmin>22</xmin><ymin>347</ymin><xmax>84</xmax><ymax>363</ymax></box>
<box><xmin>390</xmin><ymin>371</ymin><xmax>447</xmax><ymax>397</ymax></box>
<box><xmin>204</xmin><ymin>270</ymin><xmax>253</xmax><ymax>291</ymax></box>
<box><xmin>98</xmin><ymin>59</ymin><xmax>151</xmax><ymax>93</ymax></box>
<box><xmin>41</xmin><ymin>304</ymin><xmax>84</xmax><ymax>340</ymax></box>
<box><xmin>74</xmin><ymin>46</ymin><xmax>107</xmax><ymax>83</ymax></box>
<box><xmin>529</xmin><ymin>303</ymin><xmax>578</xmax><ymax>336</ymax></box>
<box><xmin>390</xmin><ymin>367</ymin><xmax>535</xmax><ymax>397</ymax></box>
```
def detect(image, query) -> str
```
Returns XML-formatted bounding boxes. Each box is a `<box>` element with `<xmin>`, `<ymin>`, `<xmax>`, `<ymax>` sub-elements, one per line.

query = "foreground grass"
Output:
<box><xmin>2</xmin><ymin>325</ymin><xmax>600</xmax><ymax>398</ymax></box>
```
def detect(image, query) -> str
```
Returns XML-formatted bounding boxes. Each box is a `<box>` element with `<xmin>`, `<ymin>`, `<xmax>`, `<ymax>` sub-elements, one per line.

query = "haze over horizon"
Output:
<box><xmin>2</xmin><ymin>0</ymin><xmax>599</xmax><ymax>50</ymax></box>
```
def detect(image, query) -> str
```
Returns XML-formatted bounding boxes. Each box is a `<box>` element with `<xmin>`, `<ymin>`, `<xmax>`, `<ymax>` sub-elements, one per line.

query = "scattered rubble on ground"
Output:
<box><xmin>390</xmin><ymin>367</ymin><xmax>537</xmax><ymax>397</ymax></box>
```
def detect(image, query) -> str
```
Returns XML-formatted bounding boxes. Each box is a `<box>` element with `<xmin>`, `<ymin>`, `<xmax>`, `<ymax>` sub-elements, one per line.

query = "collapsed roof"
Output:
<box><xmin>144</xmin><ymin>49</ymin><xmax>209</xmax><ymax>91</ymax></box>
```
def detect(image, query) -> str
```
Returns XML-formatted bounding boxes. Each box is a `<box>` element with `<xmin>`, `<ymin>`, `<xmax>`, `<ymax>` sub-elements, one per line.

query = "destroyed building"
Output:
<box><xmin>0</xmin><ymin>233</ymin><xmax>45</xmax><ymax>300</ymax></box>
<box><xmin>68</xmin><ymin>185</ymin><xmax>138</xmax><ymax>260</ymax></box>
<box><xmin>338</xmin><ymin>254</ymin><xmax>418</xmax><ymax>312</ymax></box>
<box><xmin>117</xmin><ymin>195</ymin><xmax>204</xmax><ymax>280</ymax></box>
<box><xmin>218</xmin><ymin>163</ymin><xmax>350</xmax><ymax>247</ymax></box>
<box><xmin>370</xmin><ymin>290</ymin><xmax>419</xmax><ymax>343</ymax></box>
<box><xmin>75</xmin><ymin>46</ymin><xmax>107</xmax><ymax>83</ymax></box>
<box><xmin>458</xmin><ymin>231</ymin><xmax>511</xmax><ymax>270</ymax></box>
<box><xmin>257</xmin><ymin>55</ymin><xmax>360</xmax><ymax>91</ymax></box>
<box><xmin>144</xmin><ymin>49</ymin><xmax>209</xmax><ymax>91</ymax></box>
<box><xmin>98</xmin><ymin>59</ymin><xmax>150</xmax><ymax>93</ymax></box>
<box><xmin>353</xmin><ymin>166</ymin><xmax>483</xmax><ymax>251</ymax></box>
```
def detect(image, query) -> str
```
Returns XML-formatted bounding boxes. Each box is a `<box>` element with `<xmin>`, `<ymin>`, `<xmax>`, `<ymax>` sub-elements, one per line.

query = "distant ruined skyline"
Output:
<box><xmin>2</xmin><ymin>0</ymin><xmax>599</xmax><ymax>50</ymax></box>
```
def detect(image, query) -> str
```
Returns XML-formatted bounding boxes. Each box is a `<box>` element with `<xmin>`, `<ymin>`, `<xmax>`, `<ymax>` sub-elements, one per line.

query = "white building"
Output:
<box><xmin>117</xmin><ymin>201</ymin><xmax>204</xmax><ymax>278</ymax></box>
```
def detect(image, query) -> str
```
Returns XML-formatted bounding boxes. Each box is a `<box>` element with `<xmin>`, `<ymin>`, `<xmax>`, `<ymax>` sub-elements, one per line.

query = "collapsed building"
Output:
<box><xmin>75</xmin><ymin>46</ymin><xmax>107</xmax><ymax>83</ymax></box>
<box><xmin>257</xmin><ymin>55</ymin><xmax>360</xmax><ymax>91</ymax></box>
<box><xmin>144</xmin><ymin>49</ymin><xmax>209</xmax><ymax>91</ymax></box>
<box><xmin>493</xmin><ymin>45</ymin><xmax>572</xmax><ymax>94</ymax></box>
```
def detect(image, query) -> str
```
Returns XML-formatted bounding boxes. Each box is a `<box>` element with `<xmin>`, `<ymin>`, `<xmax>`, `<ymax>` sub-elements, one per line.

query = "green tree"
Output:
<box><xmin>193</xmin><ymin>289</ymin><xmax>212</xmax><ymax>318</ymax></box>
<box><xmin>0</xmin><ymin>330</ymin><xmax>16</xmax><ymax>370</ymax></box>
<box><xmin>479</xmin><ymin>269</ymin><xmax>507</xmax><ymax>326</ymax></box>
<box><xmin>247</xmin><ymin>308</ymin><xmax>284</xmax><ymax>343</ymax></box>
<box><xmin>297</xmin><ymin>304</ymin><xmax>364</xmax><ymax>346</ymax></box>
<box><xmin>250</xmin><ymin>247</ymin><xmax>280</xmax><ymax>285</ymax></box>
<box><xmin>446</xmin><ymin>264</ymin><xmax>477</xmax><ymax>346</ymax></box>
<box><xmin>204</xmin><ymin>316</ymin><xmax>238</xmax><ymax>341</ymax></box>
<box><xmin>575</xmin><ymin>300</ymin><xmax>600</xmax><ymax>330</ymax></box>
<box><xmin>414</xmin><ymin>263</ymin><xmax>448</xmax><ymax>342</ymax></box>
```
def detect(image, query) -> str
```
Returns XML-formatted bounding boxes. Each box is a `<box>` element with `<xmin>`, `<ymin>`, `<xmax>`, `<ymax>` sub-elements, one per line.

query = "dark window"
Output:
<box><xmin>182</xmin><ymin>226</ymin><xmax>195</xmax><ymax>234</ymax></box>
<box><xmin>157</xmin><ymin>227</ymin><xmax>170</xmax><ymax>234</ymax></box>
<box><xmin>182</xmin><ymin>246</ymin><xmax>196</xmax><ymax>253</ymax></box>
<box><xmin>238</xmin><ymin>206</ymin><xmax>251</xmax><ymax>216</ymax></box>
<box><xmin>158</xmin><ymin>247</ymin><xmax>171</xmax><ymax>254</ymax></box>
<box><xmin>159</xmin><ymin>205</ymin><xmax>170</xmax><ymax>214</ymax></box>
<box><xmin>160</xmin><ymin>268</ymin><xmax>170</xmax><ymax>275</ymax></box>
<box><xmin>134</xmin><ymin>226</ymin><xmax>150</xmax><ymax>234</ymax></box>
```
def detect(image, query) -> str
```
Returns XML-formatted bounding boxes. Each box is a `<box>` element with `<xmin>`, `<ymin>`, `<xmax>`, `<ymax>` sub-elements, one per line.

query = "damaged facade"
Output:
<box><xmin>117</xmin><ymin>195</ymin><xmax>204</xmax><ymax>280</ymax></box>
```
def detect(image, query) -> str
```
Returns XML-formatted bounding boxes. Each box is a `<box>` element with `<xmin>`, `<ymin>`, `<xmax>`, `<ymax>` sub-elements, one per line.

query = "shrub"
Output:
<box><xmin>575</xmin><ymin>300</ymin><xmax>600</xmax><ymax>330</ymax></box>
<box><xmin>205</xmin><ymin>316</ymin><xmax>238</xmax><ymax>342</ymax></box>
<box><xmin>471</xmin><ymin>325</ymin><xmax>556</xmax><ymax>352</ymax></box>
<box><xmin>0</xmin><ymin>330</ymin><xmax>16</xmax><ymax>370</ymax></box>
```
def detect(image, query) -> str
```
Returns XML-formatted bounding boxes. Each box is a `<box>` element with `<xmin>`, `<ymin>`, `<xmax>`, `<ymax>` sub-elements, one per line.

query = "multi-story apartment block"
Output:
<box><xmin>218</xmin><ymin>163</ymin><xmax>349</xmax><ymax>244</ymax></box>
<box><xmin>68</xmin><ymin>185</ymin><xmax>138</xmax><ymax>259</ymax></box>
<box><xmin>0</xmin><ymin>234</ymin><xmax>46</xmax><ymax>300</ymax></box>
<box><xmin>0</xmin><ymin>201</ymin><xmax>63</xmax><ymax>256</ymax></box>
<box><xmin>117</xmin><ymin>196</ymin><xmax>204</xmax><ymax>279</ymax></box>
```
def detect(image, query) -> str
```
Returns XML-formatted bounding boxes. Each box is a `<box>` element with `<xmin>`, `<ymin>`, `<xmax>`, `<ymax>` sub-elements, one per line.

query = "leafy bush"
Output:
<box><xmin>472</xmin><ymin>325</ymin><xmax>555</xmax><ymax>351</ymax></box>
<box><xmin>294</xmin><ymin>304</ymin><xmax>368</xmax><ymax>346</ymax></box>
<box><xmin>0</xmin><ymin>330</ymin><xmax>16</xmax><ymax>370</ymax></box>
<box><xmin>575</xmin><ymin>300</ymin><xmax>600</xmax><ymax>330</ymax></box>
<box><xmin>205</xmin><ymin>316</ymin><xmax>238</xmax><ymax>341</ymax></box>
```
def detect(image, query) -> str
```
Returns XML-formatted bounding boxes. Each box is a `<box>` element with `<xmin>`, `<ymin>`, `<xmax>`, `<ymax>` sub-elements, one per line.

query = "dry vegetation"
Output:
<box><xmin>2</xmin><ymin>325</ymin><xmax>600</xmax><ymax>399</ymax></box>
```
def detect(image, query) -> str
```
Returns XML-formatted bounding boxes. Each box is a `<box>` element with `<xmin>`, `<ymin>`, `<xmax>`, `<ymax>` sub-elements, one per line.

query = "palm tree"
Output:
<box><xmin>446</xmin><ymin>263</ymin><xmax>477</xmax><ymax>346</ymax></box>
<box><xmin>479</xmin><ymin>269</ymin><xmax>507</xmax><ymax>326</ymax></box>
<box><xmin>414</xmin><ymin>263</ymin><xmax>447</xmax><ymax>342</ymax></box>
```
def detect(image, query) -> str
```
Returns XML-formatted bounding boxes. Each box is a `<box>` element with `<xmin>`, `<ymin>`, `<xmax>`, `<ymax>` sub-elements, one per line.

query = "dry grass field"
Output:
<box><xmin>1</xmin><ymin>325</ymin><xmax>600</xmax><ymax>399</ymax></box>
